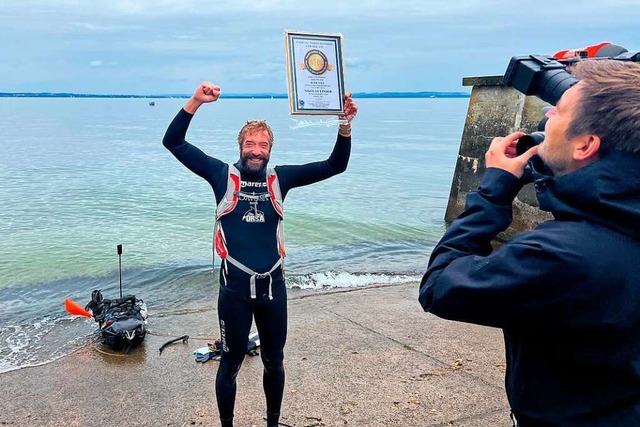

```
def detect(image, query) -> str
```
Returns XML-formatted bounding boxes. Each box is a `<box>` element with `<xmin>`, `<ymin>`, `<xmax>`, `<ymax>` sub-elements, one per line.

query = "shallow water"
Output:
<box><xmin>0</xmin><ymin>96</ymin><xmax>467</xmax><ymax>372</ymax></box>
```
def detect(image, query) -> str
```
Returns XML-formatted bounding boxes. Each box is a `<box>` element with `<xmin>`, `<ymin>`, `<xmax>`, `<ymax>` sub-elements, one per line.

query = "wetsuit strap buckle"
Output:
<box><xmin>225</xmin><ymin>256</ymin><xmax>282</xmax><ymax>300</ymax></box>
<box><xmin>249</xmin><ymin>273</ymin><xmax>272</xmax><ymax>300</ymax></box>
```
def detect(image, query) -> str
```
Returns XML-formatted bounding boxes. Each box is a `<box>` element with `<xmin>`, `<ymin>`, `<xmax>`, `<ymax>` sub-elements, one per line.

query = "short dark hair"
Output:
<box><xmin>567</xmin><ymin>60</ymin><xmax>640</xmax><ymax>153</ymax></box>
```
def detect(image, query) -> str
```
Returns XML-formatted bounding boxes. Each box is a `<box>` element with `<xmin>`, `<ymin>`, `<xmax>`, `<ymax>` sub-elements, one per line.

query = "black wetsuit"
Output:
<box><xmin>163</xmin><ymin>108</ymin><xmax>350</xmax><ymax>426</ymax></box>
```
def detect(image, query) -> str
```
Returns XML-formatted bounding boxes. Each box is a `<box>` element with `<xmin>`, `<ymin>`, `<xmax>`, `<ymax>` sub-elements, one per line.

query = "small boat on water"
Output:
<box><xmin>149</xmin><ymin>101</ymin><xmax>155</xmax><ymax>106</ymax></box>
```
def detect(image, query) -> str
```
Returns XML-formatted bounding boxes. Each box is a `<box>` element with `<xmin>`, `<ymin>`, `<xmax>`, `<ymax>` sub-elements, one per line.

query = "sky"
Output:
<box><xmin>1</xmin><ymin>0</ymin><xmax>639</xmax><ymax>95</ymax></box>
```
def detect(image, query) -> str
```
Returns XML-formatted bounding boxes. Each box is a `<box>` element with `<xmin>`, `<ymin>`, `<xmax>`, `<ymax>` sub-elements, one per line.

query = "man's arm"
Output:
<box><xmin>419</xmin><ymin>167</ymin><xmax>527</xmax><ymax>327</ymax></box>
<box><xmin>183</xmin><ymin>82</ymin><xmax>221</xmax><ymax>114</ymax></box>
<box><xmin>276</xmin><ymin>133</ymin><xmax>351</xmax><ymax>193</ymax></box>
<box><xmin>276</xmin><ymin>93</ymin><xmax>357</xmax><ymax>194</ymax></box>
<box><xmin>162</xmin><ymin>83</ymin><xmax>226</xmax><ymax>183</ymax></box>
<box><xmin>419</xmin><ymin>132</ymin><xmax>549</xmax><ymax>328</ymax></box>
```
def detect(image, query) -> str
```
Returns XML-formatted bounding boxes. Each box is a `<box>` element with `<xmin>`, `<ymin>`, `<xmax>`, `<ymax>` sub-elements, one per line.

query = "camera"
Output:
<box><xmin>503</xmin><ymin>54</ymin><xmax>578</xmax><ymax>107</ymax></box>
<box><xmin>502</xmin><ymin>43</ymin><xmax>640</xmax><ymax>155</ymax></box>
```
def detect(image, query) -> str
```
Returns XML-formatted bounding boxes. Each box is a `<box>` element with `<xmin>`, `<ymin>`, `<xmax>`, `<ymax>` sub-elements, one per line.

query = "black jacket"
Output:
<box><xmin>419</xmin><ymin>151</ymin><xmax>640</xmax><ymax>426</ymax></box>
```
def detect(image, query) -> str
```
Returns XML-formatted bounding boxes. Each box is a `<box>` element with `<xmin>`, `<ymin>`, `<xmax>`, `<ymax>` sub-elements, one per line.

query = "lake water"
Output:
<box><xmin>0</xmin><ymin>96</ymin><xmax>468</xmax><ymax>372</ymax></box>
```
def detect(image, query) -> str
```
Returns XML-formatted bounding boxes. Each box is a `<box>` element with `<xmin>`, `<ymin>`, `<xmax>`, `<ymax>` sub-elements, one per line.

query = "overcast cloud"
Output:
<box><xmin>1</xmin><ymin>0</ymin><xmax>638</xmax><ymax>94</ymax></box>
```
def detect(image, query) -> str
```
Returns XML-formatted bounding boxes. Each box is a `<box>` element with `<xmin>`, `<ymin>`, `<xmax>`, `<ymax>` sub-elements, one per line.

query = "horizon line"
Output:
<box><xmin>0</xmin><ymin>90</ymin><xmax>470</xmax><ymax>99</ymax></box>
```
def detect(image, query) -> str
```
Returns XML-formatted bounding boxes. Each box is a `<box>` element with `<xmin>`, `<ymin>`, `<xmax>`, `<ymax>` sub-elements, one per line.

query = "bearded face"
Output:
<box><xmin>240</xmin><ymin>130</ymin><xmax>271</xmax><ymax>174</ymax></box>
<box><xmin>241</xmin><ymin>151</ymin><xmax>270</xmax><ymax>174</ymax></box>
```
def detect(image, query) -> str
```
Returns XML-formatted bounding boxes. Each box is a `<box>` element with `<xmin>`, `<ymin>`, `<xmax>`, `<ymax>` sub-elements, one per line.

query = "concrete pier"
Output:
<box><xmin>445</xmin><ymin>76</ymin><xmax>553</xmax><ymax>241</ymax></box>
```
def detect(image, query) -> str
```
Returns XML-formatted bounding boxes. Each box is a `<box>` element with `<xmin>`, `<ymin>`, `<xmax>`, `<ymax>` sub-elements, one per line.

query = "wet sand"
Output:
<box><xmin>0</xmin><ymin>283</ymin><xmax>511</xmax><ymax>427</ymax></box>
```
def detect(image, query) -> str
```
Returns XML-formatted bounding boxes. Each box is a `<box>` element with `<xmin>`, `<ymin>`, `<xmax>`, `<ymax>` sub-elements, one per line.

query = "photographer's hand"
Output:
<box><xmin>486</xmin><ymin>132</ymin><xmax>539</xmax><ymax>179</ymax></box>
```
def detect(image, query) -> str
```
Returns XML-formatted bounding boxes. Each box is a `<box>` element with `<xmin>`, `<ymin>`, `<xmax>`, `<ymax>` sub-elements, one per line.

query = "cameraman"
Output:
<box><xmin>419</xmin><ymin>60</ymin><xmax>640</xmax><ymax>426</ymax></box>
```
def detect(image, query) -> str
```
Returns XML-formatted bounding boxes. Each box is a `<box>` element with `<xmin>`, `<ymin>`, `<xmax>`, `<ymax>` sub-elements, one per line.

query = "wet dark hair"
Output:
<box><xmin>237</xmin><ymin>120</ymin><xmax>274</xmax><ymax>150</ymax></box>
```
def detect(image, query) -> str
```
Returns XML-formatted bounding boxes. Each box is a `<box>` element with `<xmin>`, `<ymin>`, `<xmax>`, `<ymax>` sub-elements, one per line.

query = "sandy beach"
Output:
<box><xmin>0</xmin><ymin>283</ymin><xmax>511</xmax><ymax>427</ymax></box>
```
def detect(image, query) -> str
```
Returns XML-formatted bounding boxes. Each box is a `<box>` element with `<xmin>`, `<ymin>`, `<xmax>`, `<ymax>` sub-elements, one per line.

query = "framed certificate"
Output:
<box><xmin>285</xmin><ymin>31</ymin><xmax>346</xmax><ymax>115</ymax></box>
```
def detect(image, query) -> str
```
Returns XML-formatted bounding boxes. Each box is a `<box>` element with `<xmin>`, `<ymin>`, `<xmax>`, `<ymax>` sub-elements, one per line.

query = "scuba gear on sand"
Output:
<box><xmin>85</xmin><ymin>289</ymin><xmax>148</xmax><ymax>354</ymax></box>
<box><xmin>194</xmin><ymin>341</ymin><xmax>222</xmax><ymax>363</ymax></box>
<box><xmin>158</xmin><ymin>335</ymin><xmax>189</xmax><ymax>354</ymax></box>
<box><xmin>194</xmin><ymin>331</ymin><xmax>260</xmax><ymax>363</ymax></box>
<box><xmin>82</xmin><ymin>244</ymin><xmax>147</xmax><ymax>354</ymax></box>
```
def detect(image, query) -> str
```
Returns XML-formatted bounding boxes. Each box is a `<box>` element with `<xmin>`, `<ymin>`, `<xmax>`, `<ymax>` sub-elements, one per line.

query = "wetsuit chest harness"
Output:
<box><xmin>213</xmin><ymin>164</ymin><xmax>285</xmax><ymax>300</ymax></box>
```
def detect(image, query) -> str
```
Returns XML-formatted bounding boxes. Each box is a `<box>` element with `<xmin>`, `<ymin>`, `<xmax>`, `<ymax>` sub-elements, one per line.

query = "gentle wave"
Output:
<box><xmin>288</xmin><ymin>270</ymin><xmax>420</xmax><ymax>290</ymax></box>
<box><xmin>0</xmin><ymin>315</ymin><xmax>95</xmax><ymax>374</ymax></box>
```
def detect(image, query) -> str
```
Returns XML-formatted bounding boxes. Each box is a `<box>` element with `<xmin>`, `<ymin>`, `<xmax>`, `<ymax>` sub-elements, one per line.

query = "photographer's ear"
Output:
<box><xmin>573</xmin><ymin>134</ymin><xmax>601</xmax><ymax>162</ymax></box>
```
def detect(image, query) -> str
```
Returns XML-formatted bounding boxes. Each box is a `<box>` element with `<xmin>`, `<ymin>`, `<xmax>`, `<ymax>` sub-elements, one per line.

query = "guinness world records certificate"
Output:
<box><xmin>285</xmin><ymin>31</ymin><xmax>346</xmax><ymax>115</ymax></box>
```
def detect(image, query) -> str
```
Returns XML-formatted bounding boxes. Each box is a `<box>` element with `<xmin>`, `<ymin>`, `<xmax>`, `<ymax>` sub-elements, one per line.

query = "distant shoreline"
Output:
<box><xmin>0</xmin><ymin>91</ymin><xmax>469</xmax><ymax>99</ymax></box>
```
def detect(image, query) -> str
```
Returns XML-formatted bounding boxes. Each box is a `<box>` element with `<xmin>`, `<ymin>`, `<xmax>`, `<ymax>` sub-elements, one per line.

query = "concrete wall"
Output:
<box><xmin>444</xmin><ymin>76</ymin><xmax>553</xmax><ymax>242</ymax></box>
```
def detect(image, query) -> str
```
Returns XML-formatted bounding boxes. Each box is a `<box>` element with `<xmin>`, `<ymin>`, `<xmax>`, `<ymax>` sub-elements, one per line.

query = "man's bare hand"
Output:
<box><xmin>184</xmin><ymin>82</ymin><xmax>221</xmax><ymax>114</ymax></box>
<box><xmin>339</xmin><ymin>92</ymin><xmax>358</xmax><ymax>124</ymax></box>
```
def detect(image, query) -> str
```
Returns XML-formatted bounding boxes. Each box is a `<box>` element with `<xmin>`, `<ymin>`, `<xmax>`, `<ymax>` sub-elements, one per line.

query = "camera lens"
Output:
<box><xmin>503</xmin><ymin>55</ymin><xmax>578</xmax><ymax>106</ymax></box>
<box><xmin>516</xmin><ymin>132</ymin><xmax>545</xmax><ymax>156</ymax></box>
<box><xmin>537</xmin><ymin>69</ymin><xmax>578</xmax><ymax>106</ymax></box>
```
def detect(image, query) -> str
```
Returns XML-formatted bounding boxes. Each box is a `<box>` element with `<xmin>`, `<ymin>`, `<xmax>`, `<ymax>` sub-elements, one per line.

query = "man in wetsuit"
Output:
<box><xmin>420</xmin><ymin>60</ymin><xmax>640</xmax><ymax>425</ymax></box>
<box><xmin>163</xmin><ymin>82</ymin><xmax>358</xmax><ymax>427</ymax></box>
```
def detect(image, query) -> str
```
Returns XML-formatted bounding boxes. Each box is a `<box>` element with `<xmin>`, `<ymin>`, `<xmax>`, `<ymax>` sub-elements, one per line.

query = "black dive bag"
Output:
<box><xmin>85</xmin><ymin>289</ymin><xmax>148</xmax><ymax>353</ymax></box>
